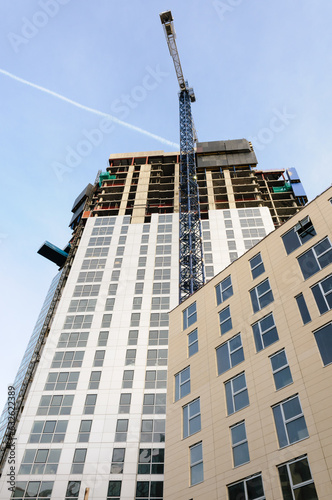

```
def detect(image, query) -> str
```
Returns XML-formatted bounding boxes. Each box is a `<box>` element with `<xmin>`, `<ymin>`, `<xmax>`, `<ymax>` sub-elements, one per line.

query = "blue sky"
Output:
<box><xmin>0</xmin><ymin>0</ymin><xmax>331</xmax><ymax>408</ymax></box>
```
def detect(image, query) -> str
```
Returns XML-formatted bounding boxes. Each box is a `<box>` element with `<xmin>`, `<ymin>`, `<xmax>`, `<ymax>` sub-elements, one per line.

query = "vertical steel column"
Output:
<box><xmin>179</xmin><ymin>89</ymin><xmax>205</xmax><ymax>302</ymax></box>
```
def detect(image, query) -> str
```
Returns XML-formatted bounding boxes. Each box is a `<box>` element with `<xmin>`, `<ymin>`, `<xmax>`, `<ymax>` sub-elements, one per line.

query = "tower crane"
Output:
<box><xmin>160</xmin><ymin>10</ymin><xmax>205</xmax><ymax>303</ymax></box>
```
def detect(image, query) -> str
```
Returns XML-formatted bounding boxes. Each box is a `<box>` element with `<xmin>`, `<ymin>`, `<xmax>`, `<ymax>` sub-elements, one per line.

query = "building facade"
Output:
<box><xmin>0</xmin><ymin>140</ymin><xmax>309</xmax><ymax>499</ymax></box>
<box><xmin>165</xmin><ymin>186</ymin><xmax>332</xmax><ymax>499</ymax></box>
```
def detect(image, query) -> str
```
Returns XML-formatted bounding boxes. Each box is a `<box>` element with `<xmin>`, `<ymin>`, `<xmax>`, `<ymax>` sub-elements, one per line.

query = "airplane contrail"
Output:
<box><xmin>0</xmin><ymin>68</ymin><xmax>179</xmax><ymax>148</ymax></box>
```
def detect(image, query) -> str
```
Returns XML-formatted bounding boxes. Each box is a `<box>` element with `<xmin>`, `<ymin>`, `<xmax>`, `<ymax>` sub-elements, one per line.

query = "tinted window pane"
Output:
<box><xmin>314</xmin><ymin>323</ymin><xmax>332</xmax><ymax>365</ymax></box>
<box><xmin>296</xmin><ymin>294</ymin><xmax>311</xmax><ymax>324</ymax></box>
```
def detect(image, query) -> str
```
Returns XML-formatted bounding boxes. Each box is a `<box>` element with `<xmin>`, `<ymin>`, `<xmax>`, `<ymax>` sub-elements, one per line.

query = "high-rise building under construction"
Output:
<box><xmin>0</xmin><ymin>139</ymin><xmax>310</xmax><ymax>499</ymax></box>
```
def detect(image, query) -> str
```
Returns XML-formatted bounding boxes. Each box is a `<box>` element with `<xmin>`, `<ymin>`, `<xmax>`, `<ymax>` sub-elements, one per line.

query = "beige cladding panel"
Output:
<box><xmin>165</xmin><ymin>186</ymin><xmax>332</xmax><ymax>499</ymax></box>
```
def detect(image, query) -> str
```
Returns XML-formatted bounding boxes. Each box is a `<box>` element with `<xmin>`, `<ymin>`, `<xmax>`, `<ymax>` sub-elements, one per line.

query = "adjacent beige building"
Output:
<box><xmin>165</xmin><ymin>186</ymin><xmax>332</xmax><ymax>499</ymax></box>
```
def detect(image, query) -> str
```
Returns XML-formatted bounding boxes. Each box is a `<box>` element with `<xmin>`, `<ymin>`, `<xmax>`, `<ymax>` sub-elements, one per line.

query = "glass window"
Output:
<box><xmin>83</xmin><ymin>394</ymin><xmax>97</xmax><ymax>415</ymax></box>
<box><xmin>295</xmin><ymin>293</ymin><xmax>311</xmax><ymax>324</ymax></box>
<box><xmin>250</xmin><ymin>279</ymin><xmax>274</xmax><ymax>313</ymax></box>
<box><xmin>151</xmin><ymin>297</ymin><xmax>170</xmax><ymax>310</ymax></box>
<box><xmin>135</xmin><ymin>282</ymin><xmax>144</xmax><ymax>294</ymax></box>
<box><xmin>216</xmin><ymin>334</ymin><xmax>244</xmax><ymax>375</ymax></box>
<box><xmin>313</xmin><ymin>322</ymin><xmax>332</xmax><ymax>366</ymax></box>
<box><xmin>115</xmin><ymin>419</ymin><xmax>128</xmax><ymax>442</ymax></box>
<box><xmin>190</xmin><ymin>442</ymin><xmax>204</xmax><ymax>486</ymax></box>
<box><xmin>225</xmin><ymin>373</ymin><xmax>249</xmax><ymax>415</ymax></box>
<box><xmin>18</xmin><ymin>449</ymin><xmax>61</xmax><ymax>475</ymax></box>
<box><xmin>105</xmin><ymin>298</ymin><xmax>115</xmax><ymax>311</ymax></box>
<box><xmin>29</xmin><ymin>420</ymin><xmax>68</xmax><ymax>444</ymax></box>
<box><xmin>73</xmin><ymin>284</ymin><xmax>100</xmax><ymax>297</ymax></box>
<box><xmin>175</xmin><ymin>367</ymin><xmax>190</xmax><ymax>401</ymax></box>
<box><xmin>119</xmin><ymin>235</ymin><xmax>127</xmax><ymax>245</ymax></box>
<box><xmin>77</xmin><ymin>420</ymin><xmax>92</xmax><ymax>443</ymax></box>
<box><xmin>228</xmin><ymin>474</ymin><xmax>265</xmax><ymax>500</ymax></box>
<box><xmin>278</xmin><ymin>455</ymin><xmax>318</xmax><ymax>500</ymax></box>
<box><xmin>298</xmin><ymin>237</ymin><xmax>332</xmax><ymax>280</ymax></box>
<box><xmin>154</xmin><ymin>268</ymin><xmax>171</xmax><ymax>280</ymax></box>
<box><xmin>148</xmin><ymin>330</ymin><xmax>168</xmax><ymax>345</ymax></box>
<box><xmin>128</xmin><ymin>330</ymin><xmax>138</xmax><ymax>345</ymax></box>
<box><xmin>145</xmin><ymin>370</ymin><xmax>167</xmax><ymax>389</ymax></box>
<box><xmin>65</xmin><ymin>481</ymin><xmax>81</xmax><ymax>499</ymax></box>
<box><xmin>111</xmin><ymin>270</ymin><xmax>121</xmax><ymax>281</ymax></box>
<box><xmin>133</xmin><ymin>297</ymin><xmax>142</xmax><ymax>309</ymax></box>
<box><xmin>270</xmin><ymin>350</ymin><xmax>293</xmax><ymax>390</ymax></box>
<box><xmin>63</xmin><ymin>314</ymin><xmax>93</xmax><ymax>329</ymax></box>
<box><xmin>85</xmin><ymin>246</ymin><xmax>109</xmax><ymax>258</ymax></box>
<box><xmin>136</xmin><ymin>269</ymin><xmax>146</xmax><ymax>280</ymax></box>
<box><xmin>249</xmin><ymin>253</ymin><xmax>265</xmax><ymax>279</ymax></box>
<box><xmin>111</xmin><ymin>449</ymin><xmax>125</xmax><ymax>474</ymax></box>
<box><xmin>108</xmin><ymin>283</ymin><xmax>118</xmax><ymax>295</ymax></box>
<box><xmin>138</xmin><ymin>449</ymin><xmax>164</xmax><ymax>474</ymax></box>
<box><xmin>37</xmin><ymin>395</ymin><xmax>74</xmax><ymax>416</ymax></box>
<box><xmin>157</xmin><ymin>234</ymin><xmax>171</xmax><ymax>244</ymax></box>
<box><xmin>205</xmin><ymin>253</ymin><xmax>213</xmax><ymax>264</ymax></box>
<box><xmin>152</xmin><ymin>282</ymin><xmax>170</xmax><ymax>295</ymax></box>
<box><xmin>122</xmin><ymin>370</ymin><xmax>134</xmax><ymax>389</ymax></box>
<box><xmin>155</xmin><ymin>256</ymin><xmax>171</xmax><ymax>267</ymax></box>
<box><xmin>44</xmin><ymin>372</ymin><xmax>79</xmax><ymax>391</ymax></box>
<box><xmin>131</xmin><ymin>313</ymin><xmax>141</xmax><ymax>327</ymax></box>
<box><xmin>188</xmin><ymin>329</ymin><xmax>198</xmax><ymax>357</ymax></box>
<box><xmin>119</xmin><ymin>394</ymin><xmax>131</xmax><ymax>413</ymax></box>
<box><xmin>311</xmin><ymin>274</ymin><xmax>332</xmax><ymax>314</ymax></box>
<box><xmin>77</xmin><ymin>271</ymin><xmax>103</xmax><ymax>283</ymax></box>
<box><xmin>183</xmin><ymin>398</ymin><xmax>201</xmax><ymax>438</ymax></box>
<box><xmin>57</xmin><ymin>332</ymin><xmax>88</xmax><ymax>348</ymax></box>
<box><xmin>93</xmin><ymin>350</ymin><xmax>105</xmax><ymax>367</ymax></box>
<box><xmin>216</xmin><ymin>276</ymin><xmax>233</xmax><ymax>305</ymax></box>
<box><xmin>140</xmin><ymin>245</ymin><xmax>148</xmax><ymax>255</ymax></box>
<box><xmin>11</xmin><ymin>481</ymin><xmax>54</xmax><ymax>499</ymax></box>
<box><xmin>140</xmin><ymin>419</ymin><xmax>165</xmax><ymax>443</ymax></box>
<box><xmin>135</xmin><ymin>481</ymin><xmax>163</xmax><ymax>499</ymax></box>
<box><xmin>89</xmin><ymin>371</ymin><xmax>101</xmax><ymax>390</ymax></box>
<box><xmin>231</xmin><ymin>421</ymin><xmax>250</xmax><ymax>467</ymax></box>
<box><xmin>252</xmin><ymin>313</ymin><xmax>279</xmax><ymax>352</ymax></box>
<box><xmin>98</xmin><ymin>331</ymin><xmax>109</xmax><ymax>346</ymax></box>
<box><xmin>125</xmin><ymin>349</ymin><xmax>136</xmax><ymax>365</ymax></box>
<box><xmin>150</xmin><ymin>313</ymin><xmax>169</xmax><ymax>328</ymax></box>
<box><xmin>88</xmin><ymin>236</ymin><xmax>111</xmax><ymax>246</ymax></box>
<box><xmin>273</xmin><ymin>395</ymin><xmax>309</xmax><ymax>448</ymax></box>
<box><xmin>81</xmin><ymin>258</ymin><xmax>106</xmax><ymax>270</ymax></box>
<box><xmin>101</xmin><ymin>314</ymin><xmax>112</xmax><ymax>328</ymax></box>
<box><xmin>141</xmin><ymin>234</ymin><xmax>149</xmax><ymax>243</ymax></box>
<box><xmin>143</xmin><ymin>394</ymin><xmax>166</xmax><ymax>414</ymax></box>
<box><xmin>219</xmin><ymin>306</ymin><xmax>232</xmax><ymax>335</ymax></box>
<box><xmin>183</xmin><ymin>302</ymin><xmax>197</xmax><ymax>330</ymax></box>
<box><xmin>51</xmin><ymin>351</ymin><xmax>84</xmax><ymax>369</ymax></box>
<box><xmin>147</xmin><ymin>349</ymin><xmax>168</xmax><ymax>366</ymax></box>
<box><xmin>116</xmin><ymin>246</ymin><xmax>125</xmax><ymax>256</ymax></box>
<box><xmin>138</xmin><ymin>257</ymin><xmax>147</xmax><ymax>267</ymax></box>
<box><xmin>92</xmin><ymin>226</ymin><xmax>113</xmax><ymax>236</ymax></box>
<box><xmin>107</xmin><ymin>480</ymin><xmax>122</xmax><ymax>499</ymax></box>
<box><xmin>71</xmin><ymin>448</ymin><xmax>87</xmax><ymax>474</ymax></box>
<box><xmin>282</xmin><ymin>216</ymin><xmax>316</xmax><ymax>254</ymax></box>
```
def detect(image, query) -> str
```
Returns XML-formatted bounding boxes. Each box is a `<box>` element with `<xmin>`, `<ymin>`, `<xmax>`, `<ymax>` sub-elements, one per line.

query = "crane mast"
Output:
<box><xmin>160</xmin><ymin>10</ymin><xmax>205</xmax><ymax>302</ymax></box>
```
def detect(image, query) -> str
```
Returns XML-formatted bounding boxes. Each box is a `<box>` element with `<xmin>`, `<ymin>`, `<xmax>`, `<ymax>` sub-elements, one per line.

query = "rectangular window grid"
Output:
<box><xmin>37</xmin><ymin>395</ymin><xmax>74</xmax><ymax>416</ymax></box>
<box><xmin>298</xmin><ymin>237</ymin><xmax>332</xmax><ymax>280</ymax></box>
<box><xmin>84</xmin><ymin>394</ymin><xmax>97</xmax><ymax>415</ymax></box>
<box><xmin>216</xmin><ymin>333</ymin><xmax>244</xmax><ymax>375</ymax></box>
<box><xmin>175</xmin><ymin>366</ymin><xmax>190</xmax><ymax>401</ymax></box>
<box><xmin>135</xmin><ymin>481</ymin><xmax>163</xmax><ymax>500</ymax></box>
<box><xmin>295</xmin><ymin>293</ymin><xmax>312</xmax><ymax>324</ymax></box>
<box><xmin>18</xmin><ymin>449</ymin><xmax>61</xmax><ymax>474</ymax></box>
<box><xmin>143</xmin><ymin>394</ymin><xmax>166</xmax><ymax>414</ymax></box>
<box><xmin>71</xmin><ymin>448</ymin><xmax>87</xmax><ymax>474</ymax></box>
<box><xmin>77</xmin><ymin>420</ymin><xmax>92</xmax><ymax>443</ymax></box>
<box><xmin>138</xmin><ymin>449</ymin><xmax>164</xmax><ymax>474</ymax></box>
<box><xmin>249</xmin><ymin>253</ymin><xmax>265</xmax><ymax>279</ymax></box>
<box><xmin>270</xmin><ymin>350</ymin><xmax>293</xmax><ymax>390</ymax></box>
<box><xmin>188</xmin><ymin>329</ymin><xmax>198</xmax><ymax>357</ymax></box>
<box><xmin>272</xmin><ymin>395</ymin><xmax>309</xmax><ymax>448</ymax></box>
<box><xmin>73</xmin><ymin>284</ymin><xmax>100</xmax><ymax>297</ymax></box>
<box><xmin>311</xmin><ymin>274</ymin><xmax>332</xmax><ymax>314</ymax></box>
<box><xmin>225</xmin><ymin>373</ymin><xmax>249</xmax><ymax>415</ymax></box>
<box><xmin>278</xmin><ymin>455</ymin><xmax>318</xmax><ymax>500</ymax></box>
<box><xmin>111</xmin><ymin>449</ymin><xmax>125</xmax><ymax>474</ymax></box>
<box><xmin>63</xmin><ymin>314</ymin><xmax>93</xmax><ymax>329</ymax></box>
<box><xmin>219</xmin><ymin>305</ymin><xmax>232</xmax><ymax>335</ymax></box>
<box><xmin>115</xmin><ymin>419</ymin><xmax>128</xmax><ymax>442</ymax></box>
<box><xmin>282</xmin><ymin>216</ymin><xmax>316</xmax><ymax>254</ymax></box>
<box><xmin>44</xmin><ymin>372</ymin><xmax>79</xmax><ymax>391</ymax></box>
<box><xmin>51</xmin><ymin>351</ymin><xmax>84</xmax><ymax>368</ymax></box>
<box><xmin>228</xmin><ymin>474</ymin><xmax>265</xmax><ymax>500</ymax></box>
<box><xmin>11</xmin><ymin>481</ymin><xmax>54</xmax><ymax>499</ymax></box>
<box><xmin>145</xmin><ymin>370</ymin><xmax>167</xmax><ymax>389</ymax></box>
<box><xmin>183</xmin><ymin>398</ymin><xmax>201</xmax><ymax>438</ymax></box>
<box><xmin>29</xmin><ymin>420</ymin><xmax>68</xmax><ymax>444</ymax></box>
<box><xmin>183</xmin><ymin>302</ymin><xmax>197</xmax><ymax>330</ymax></box>
<box><xmin>190</xmin><ymin>442</ymin><xmax>203</xmax><ymax>486</ymax></box>
<box><xmin>140</xmin><ymin>419</ymin><xmax>165</xmax><ymax>443</ymax></box>
<box><xmin>231</xmin><ymin>421</ymin><xmax>250</xmax><ymax>467</ymax></box>
<box><xmin>57</xmin><ymin>332</ymin><xmax>88</xmax><ymax>348</ymax></box>
<box><xmin>119</xmin><ymin>393</ymin><xmax>131</xmax><ymax>413</ymax></box>
<box><xmin>216</xmin><ymin>275</ymin><xmax>233</xmax><ymax>305</ymax></box>
<box><xmin>252</xmin><ymin>313</ymin><xmax>279</xmax><ymax>352</ymax></box>
<box><xmin>250</xmin><ymin>279</ymin><xmax>274</xmax><ymax>313</ymax></box>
